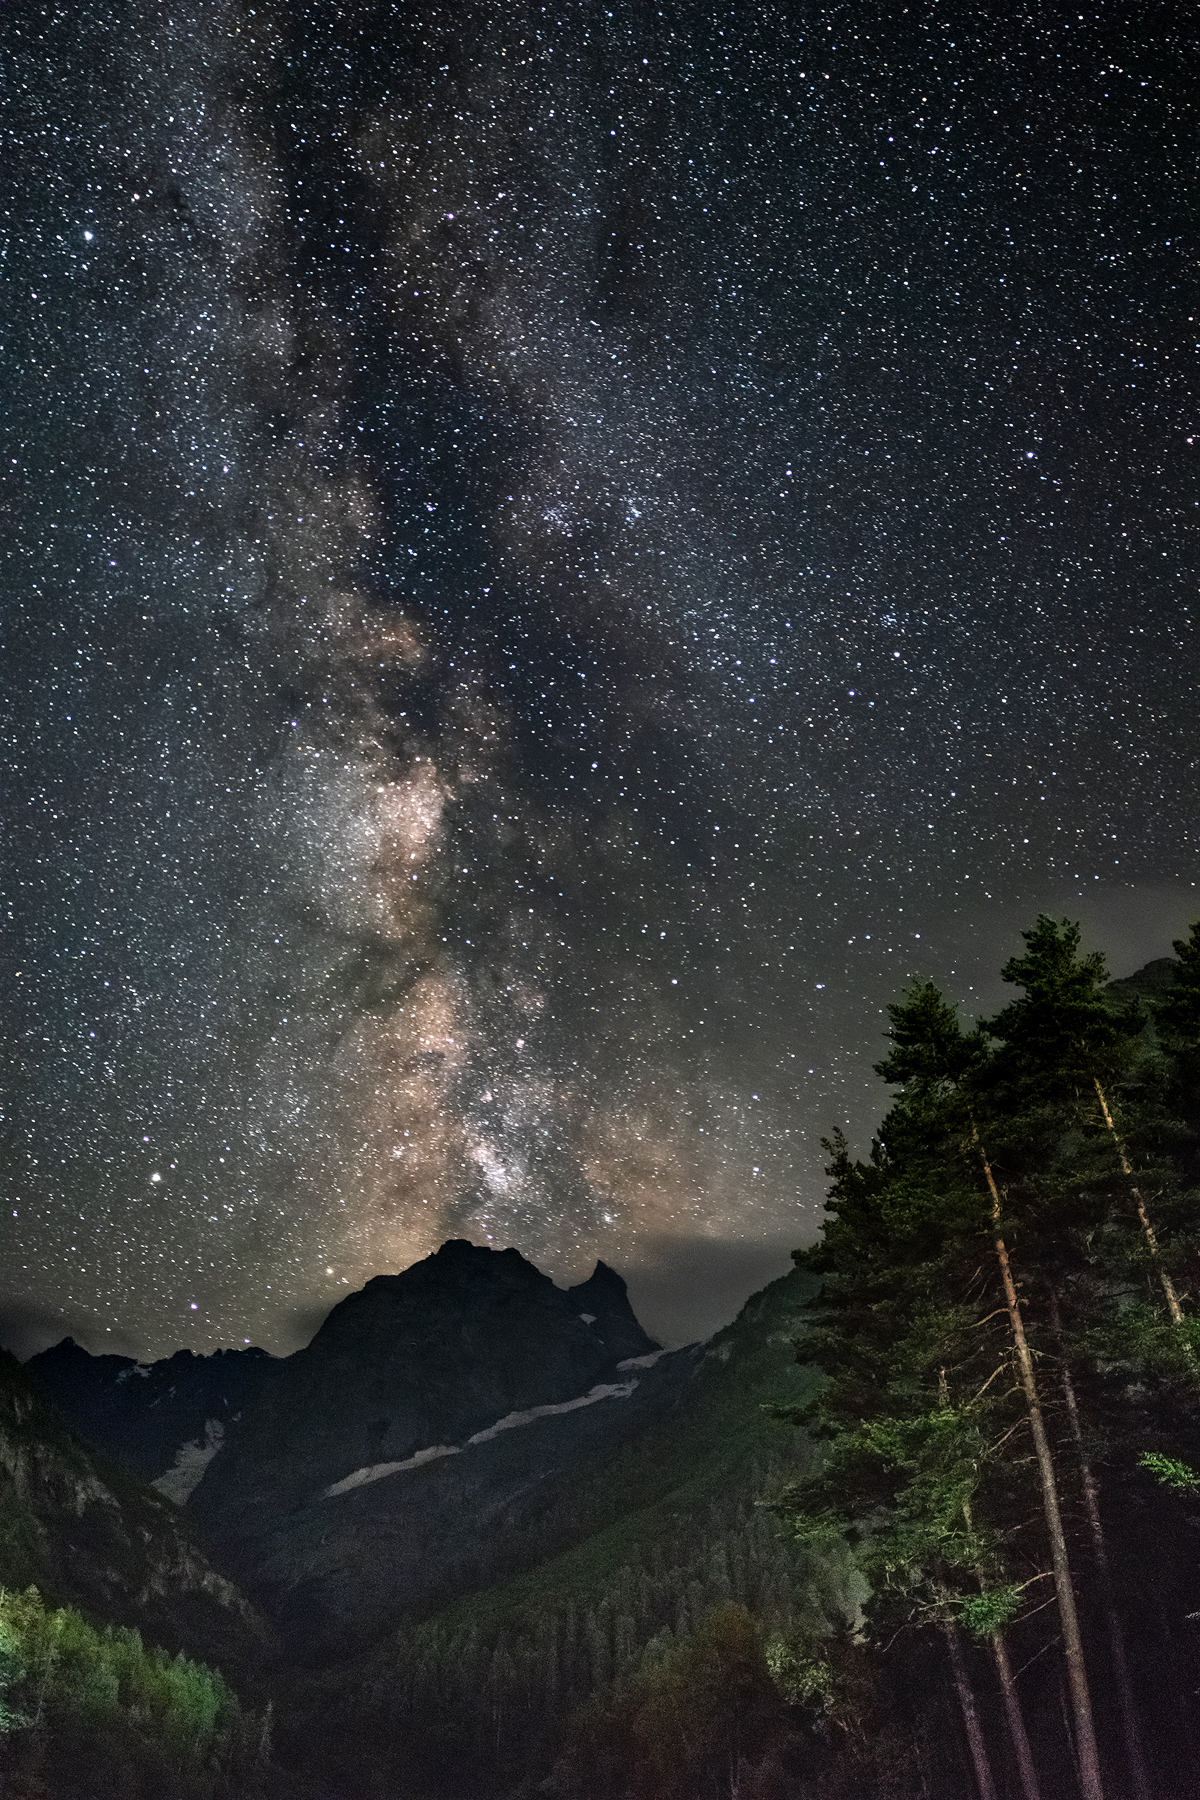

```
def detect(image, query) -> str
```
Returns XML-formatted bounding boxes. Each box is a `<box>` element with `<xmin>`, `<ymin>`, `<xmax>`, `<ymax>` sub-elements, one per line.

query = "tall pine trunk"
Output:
<box><xmin>942</xmin><ymin>1616</ymin><xmax>999</xmax><ymax>1800</ymax></box>
<box><xmin>1092</xmin><ymin>1077</ymin><xmax>1185</xmax><ymax>1325</ymax></box>
<box><xmin>990</xmin><ymin>1629</ymin><xmax>1043</xmax><ymax>1800</ymax></box>
<box><xmin>1049</xmin><ymin>1292</ymin><xmax>1152</xmax><ymax>1800</ymax></box>
<box><xmin>971</xmin><ymin>1126</ymin><xmax>1105</xmax><ymax>1800</ymax></box>
<box><xmin>948</xmin><ymin>1378</ymin><xmax>1044</xmax><ymax>1800</ymax></box>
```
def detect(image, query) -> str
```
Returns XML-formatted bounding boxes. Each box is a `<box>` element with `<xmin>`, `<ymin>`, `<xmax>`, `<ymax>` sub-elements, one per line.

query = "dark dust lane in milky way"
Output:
<box><xmin>4</xmin><ymin>1</ymin><xmax>1198</xmax><ymax>1357</ymax></box>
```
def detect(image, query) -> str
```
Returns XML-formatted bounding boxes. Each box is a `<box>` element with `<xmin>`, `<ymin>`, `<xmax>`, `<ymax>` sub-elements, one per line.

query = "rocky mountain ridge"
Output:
<box><xmin>28</xmin><ymin>1335</ymin><xmax>273</xmax><ymax>1498</ymax></box>
<box><xmin>0</xmin><ymin>1348</ymin><xmax>271</xmax><ymax>1681</ymax></box>
<box><xmin>30</xmin><ymin>1241</ymin><xmax>660</xmax><ymax>1513</ymax></box>
<box><xmin>12</xmin><ymin>1237</ymin><xmax>827</xmax><ymax>1795</ymax></box>
<box><xmin>25</xmin><ymin>1241</ymin><xmax>693</xmax><ymax>1652</ymax></box>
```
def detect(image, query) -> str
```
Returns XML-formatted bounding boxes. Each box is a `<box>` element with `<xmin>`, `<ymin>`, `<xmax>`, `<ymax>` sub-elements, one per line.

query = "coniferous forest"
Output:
<box><xmin>769</xmin><ymin>914</ymin><xmax>1200</xmax><ymax>1800</ymax></box>
<box><xmin>4</xmin><ymin>915</ymin><xmax>1200</xmax><ymax>1800</ymax></box>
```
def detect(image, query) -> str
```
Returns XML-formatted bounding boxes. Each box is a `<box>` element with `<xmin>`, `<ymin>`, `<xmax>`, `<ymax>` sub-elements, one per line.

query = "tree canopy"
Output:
<box><xmin>776</xmin><ymin>917</ymin><xmax>1200</xmax><ymax>1800</ymax></box>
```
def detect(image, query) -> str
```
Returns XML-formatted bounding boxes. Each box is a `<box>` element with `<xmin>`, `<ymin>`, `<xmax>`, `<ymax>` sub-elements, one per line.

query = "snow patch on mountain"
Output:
<box><xmin>324</xmin><ymin>1443</ymin><xmax>461</xmax><ymax>1497</ymax></box>
<box><xmin>151</xmin><ymin>1419</ymin><xmax>225</xmax><ymax>1504</ymax></box>
<box><xmin>322</xmin><ymin>1379</ymin><xmax>640</xmax><ymax>1500</ymax></box>
<box><xmin>466</xmin><ymin>1380</ymin><xmax>638</xmax><ymax>1444</ymax></box>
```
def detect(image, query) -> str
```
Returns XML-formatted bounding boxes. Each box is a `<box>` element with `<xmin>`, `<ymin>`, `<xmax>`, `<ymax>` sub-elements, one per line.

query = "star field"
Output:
<box><xmin>4</xmin><ymin>1</ymin><xmax>1198</xmax><ymax>1357</ymax></box>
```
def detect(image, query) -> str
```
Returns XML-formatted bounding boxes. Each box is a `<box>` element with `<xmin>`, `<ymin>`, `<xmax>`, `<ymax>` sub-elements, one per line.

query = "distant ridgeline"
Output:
<box><xmin>6</xmin><ymin>919</ymin><xmax>1200</xmax><ymax>1800</ymax></box>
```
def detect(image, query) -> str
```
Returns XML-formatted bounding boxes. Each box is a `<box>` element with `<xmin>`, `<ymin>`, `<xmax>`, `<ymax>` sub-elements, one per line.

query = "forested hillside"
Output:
<box><xmin>0</xmin><ymin>1586</ymin><xmax>271</xmax><ymax>1800</ymax></box>
<box><xmin>0</xmin><ymin>1352</ymin><xmax>282</xmax><ymax>1797</ymax></box>
<box><xmin>5</xmin><ymin>916</ymin><xmax>1200</xmax><ymax>1800</ymax></box>
<box><xmin>264</xmin><ymin>1258</ymin><xmax>848</xmax><ymax>1798</ymax></box>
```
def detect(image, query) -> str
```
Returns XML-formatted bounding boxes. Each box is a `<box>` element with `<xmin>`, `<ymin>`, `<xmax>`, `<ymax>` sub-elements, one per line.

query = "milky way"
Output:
<box><xmin>5</xmin><ymin>1</ymin><xmax>1198</xmax><ymax>1358</ymax></box>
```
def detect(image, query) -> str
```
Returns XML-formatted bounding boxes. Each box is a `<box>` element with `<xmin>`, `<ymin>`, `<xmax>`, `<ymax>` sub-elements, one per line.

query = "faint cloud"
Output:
<box><xmin>617</xmin><ymin>1234</ymin><xmax>800</xmax><ymax>1349</ymax></box>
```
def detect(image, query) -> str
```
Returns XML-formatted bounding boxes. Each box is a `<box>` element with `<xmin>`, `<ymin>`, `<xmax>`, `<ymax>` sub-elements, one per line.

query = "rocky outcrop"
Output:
<box><xmin>189</xmin><ymin>1240</ymin><xmax>660</xmax><ymax>1527</ymax></box>
<box><xmin>27</xmin><ymin>1335</ymin><xmax>272</xmax><ymax>1483</ymax></box>
<box><xmin>0</xmin><ymin>1348</ymin><xmax>271</xmax><ymax>1677</ymax></box>
<box><xmin>566</xmin><ymin>1258</ymin><xmax>661</xmax><ymax>1362</ymax></box>
<box><xmin>1107</xmin><ymin>955</ymin><xmax>1180</xmax><ymax>1001</ymax></box>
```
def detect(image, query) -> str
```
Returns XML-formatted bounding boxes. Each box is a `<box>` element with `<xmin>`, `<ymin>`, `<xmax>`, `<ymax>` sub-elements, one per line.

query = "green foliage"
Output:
<box><xmin>764</xmin><ymin>1633</ymin><xmax>841</xmax><ymax>1713</ymax></box>
<box><xmin>276</xmin><ymin>1269</ymin><xmax>851</xmax><ymax>1798</ymax></box>
<box><xmin>0</xmin><ymin>1585</ymin><xmax>266</xmax><ymax>1799</ymax></box>
<box><xmin>0</xmin><ymin>1598</ymin><xmax>31</xmax><ymax>1732</ymax></box>
<box><xmin>1083</xmin><ymin>1303</ymin><xmax>1200</xmax><ymax>1386</ymax></box>
<box><xmin>874</xmin><ymin>980</ymin><xmax>989</xmax><ymax>1091</ymax></box>
<box><xmin>772</xmin><ymin>912</ymin><xmax>1200</xmax><ymax>1799</ymax></box>
<box><xmin>1138</xmin><ymin>1451</ymin><xmax>1200</xmax><ymax>1494</ymax></box>
<box><xmin>988</xmin><ymin>913</ymin><xmax>1143</xmax><ymax>1097</ymax></box>
<box><xmin>544</xmin><ymin>1604</ymin><xmax>788</xmax><ymax>1800</ymax></box>
<box><xmin>778</xmin><ymin>1058</ymin><xmax>1012</xmax><ymax>1633</ymax></box>
<box><xmin>1155</xmin><ymin>919</ymin><xmax>1200</xmax><ymax>1045</ymax></box>
<box><xmin>766</xmin><ymin>1627</ymin><xmax>877</xmax><ymax>1735</ymax></box>
<box><xmin>318</xmin><ymin>1476</ymin><xmax>835</xmax><ymax>1797</ymax></box>
<box><xmin>956</xmin><ymin>1585</ymin><xmax>1022</xmax><ymax>1641</ymax></box>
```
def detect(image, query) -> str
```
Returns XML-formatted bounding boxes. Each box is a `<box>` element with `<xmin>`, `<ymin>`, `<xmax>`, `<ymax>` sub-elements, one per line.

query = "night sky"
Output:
<box><xmin>5</xmin><ymin>1</ymin><xmax>1198</xmax><ymax>1360</ymax></box>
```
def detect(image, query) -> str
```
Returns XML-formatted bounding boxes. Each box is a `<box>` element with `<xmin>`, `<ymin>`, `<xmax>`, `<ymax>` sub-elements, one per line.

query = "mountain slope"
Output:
<box><xmin>0</xmin><ymin>1348</ymin><xmax>271</xmax><ymax>1681</ymax></box>
<box><xmin>272</xmin><ymin>1259</ymin><xmax>836</xmax><ymax>1797</ymax></box>
<box><xmin>14</xmin><ymin>1239</ymin><xmax>835</xmax><ymax>1799</ymax></box>
<box><xmin>194</xmin><ymin>1240</ymin><xmax>658</xmax><ymax>1520</ymax></box>
<box><xmin>183</xmin><ymin>1241</ymin><xmax>671</xmax><ymax>1649</ymax></box>
<box><xmin>27</xmin><ymin>1336</ymin><xmax>273</xmax><ymax>1498</ymax></box>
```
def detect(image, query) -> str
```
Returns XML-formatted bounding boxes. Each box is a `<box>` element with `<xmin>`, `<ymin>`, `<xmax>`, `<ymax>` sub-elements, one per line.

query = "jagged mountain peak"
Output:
<box><xmin>37</xmin><ymin>1335</ymin><xmax>271</xmax><ymax>1375</ymax></box>
<box><xmin>570</xmin><ymin>1258</ymin><xmax>628</xmax><ymax>1294</ymax></box>
<box><xmin>568</xmin><ymin>1260</ymin><xmax>659</xmax><ymax>1361</ymax></box>
<box><xmin>28</xmin><ymin>1335</ymin><xmax>274</xmax><ymax>1487</ymax></box>
<box><xmin>180</xmin><ymin>1243</ymin><xmax>662</xmax><ymax>1554</ymax></box>
<box><xmin>380</xmin><ymin>1237</ymin><xmax>548</xmax><ymax>1285</ymax></box>
<box><xmin>318</xmin><ymin>1238</ymin><xmax>554</xmax><ymax>1328</ymax></box>
<box><xmin>27</xmin><ymin>1244</ymin><xmax>656</xmax><ymax>1508</ymax></box>
<box><xmin>307</xmin><ymin>1240</ymin><xmax>657</xmax><ymax>1364</ymax></box>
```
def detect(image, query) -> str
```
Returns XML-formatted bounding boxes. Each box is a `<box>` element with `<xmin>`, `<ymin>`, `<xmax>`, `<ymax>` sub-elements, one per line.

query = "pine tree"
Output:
<box><xmin>988</xmin><ymin>916</ymin><xmax>1184</xmax><ymax>1330</ymax></box>
<box><xmin>1154</xmin><ymin>918</ymin><xmax>1200</xmax><ymax>1046</ymax></box>
<box><xmin>1152</xmin><ymin>918</ymin><xmax>1200</xmax><ymax>1155</ymax></box>
<box><xmin>1048</xmin><ymin>1290</ymin><xmax>1151</xmax><ymax>1800</ymax></box>
<box><xmin>777</xmin><ymin>1099</ymin><xmax>1047</xmax><ymax>1800</ymax></box>
<box><xmin>876</xmin><ymin>972</ymin><xmax>1105</xmax><ymax>1800</ymax></box>
<box><xmin>777</xmin><ymin>962</ymin><xmax>1150</xmax><ymax>1798</ymax></box>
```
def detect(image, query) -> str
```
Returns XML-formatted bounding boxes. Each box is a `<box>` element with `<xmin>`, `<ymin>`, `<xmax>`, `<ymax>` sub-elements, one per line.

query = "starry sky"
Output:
<box><xmin>4</xmin><ymin>0</ymin><xmax>1198</xmax><ymax>1361</ymax></box>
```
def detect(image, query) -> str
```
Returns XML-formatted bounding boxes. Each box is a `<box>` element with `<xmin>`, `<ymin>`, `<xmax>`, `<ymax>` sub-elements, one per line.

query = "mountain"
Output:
<box><xmin>179</xmin><ymin>1241</ymin><xmax>676</xmax><ymax>1650</ymax></box>
<box><xmin>26</xmin><ymin>1242</ymin><xmax>676</xmax><ymax>1652</ymax></box>
<box><xmin>27</xmin><ymin>1336</ymin><xmax>273</xmax><ymax>1499</ymax></box>
<box><xmin>17</xmin><ymin>1239</ymin><xmax>832</xmax><ymax>1795</ymax></box>
<box><xmin>272</xmin><ymin>1254</ymin><xmax>831</xmax><ymax>1796</ymax></box>
<box><xmin>21</xmin><ymin>1238</ymin><xmax>826</xmax><ymax>1668</ymax></box>
<box><xmin>1107</xmin><ymin>954</ymin><xmax>1181</xmax><ymax>1002</ymax></box>
<box><xmin>0</xmin><ymin>1347</ymin><xmax>271</xmax><ymax>1681</ymax></box>
<box><xmin>28</xmin><ymin>1243</ymin><xmax>656</xmax><ymax>1510</ymax></box>
<box><xmin>194</xmin><ymin>1240</ymin><xmax>660</xmax><ymax>1512</ymax></box>
<box><xmin>12</xmin><ymin>947</ymin><xmax>1200</xmax><ymax>1799</ymax></box>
